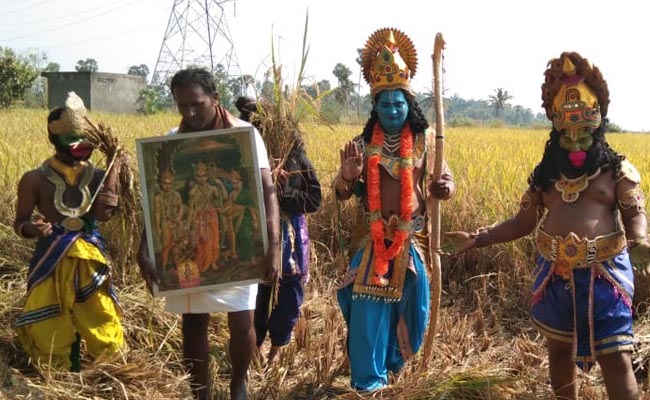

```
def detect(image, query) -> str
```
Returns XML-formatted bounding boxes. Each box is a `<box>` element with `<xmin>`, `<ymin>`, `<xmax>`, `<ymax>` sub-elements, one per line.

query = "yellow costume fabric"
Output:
<box><xmin>17</xmin><ymin>238</ymin><xmax>124</xmax><ymax>370</ymax></box>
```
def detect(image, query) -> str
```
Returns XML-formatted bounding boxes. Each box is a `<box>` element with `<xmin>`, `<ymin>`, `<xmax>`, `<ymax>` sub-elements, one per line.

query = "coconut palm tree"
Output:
<box><xmin>488</xmin><ymin>87</ymin><xmax>512</xmax><ymax>118</ymax></box>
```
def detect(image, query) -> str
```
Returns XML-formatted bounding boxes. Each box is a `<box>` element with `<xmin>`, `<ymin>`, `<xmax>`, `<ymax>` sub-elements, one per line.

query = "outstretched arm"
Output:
<box><xmin>446</xmin><ymin>187</ymin><xmax>542</xmax><ymax>254</ymax></box>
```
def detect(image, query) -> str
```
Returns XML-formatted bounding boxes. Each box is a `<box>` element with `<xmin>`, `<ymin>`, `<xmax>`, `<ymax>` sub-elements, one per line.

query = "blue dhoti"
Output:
<box><xmin>337</xmin><ymin>240</ymin><xmax>429</xmax><ymax>391</ymax></box>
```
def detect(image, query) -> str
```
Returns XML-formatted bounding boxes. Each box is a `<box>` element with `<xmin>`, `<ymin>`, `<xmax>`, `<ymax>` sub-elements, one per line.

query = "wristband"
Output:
<box><xmin>334</xmin><ymin>173</ymin><xmax>357</xmax><ymax>194</ymax></box>
<box><xmin>474</xmin><ymin>228</ymin><xmax>494</xmax><ymax>248</ymax></box>
<box><xmin>97</xmin><ymin>191</ymin><xmax>119</xmax><ymax>207</ymax></box>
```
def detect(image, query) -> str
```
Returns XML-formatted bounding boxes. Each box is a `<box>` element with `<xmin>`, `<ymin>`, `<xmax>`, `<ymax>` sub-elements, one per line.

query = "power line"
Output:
<box><xmin>0</xmin><ymin>0</ymin><xmax>51</xmax><ymax>17</ymax></box>
<box><xmin>0</xmin><ymin>0</ymin><xmax>143</xmax><ymax>42</ymax></box>
<box><xmin>1</xmin><ymin>0</ymin><xmax>138</xmax><ymax>27</ymax></box>
<box><xmin>46</xmin><ymin>23</ymin><xmax>158</xmax><ymax>49</ymax></box>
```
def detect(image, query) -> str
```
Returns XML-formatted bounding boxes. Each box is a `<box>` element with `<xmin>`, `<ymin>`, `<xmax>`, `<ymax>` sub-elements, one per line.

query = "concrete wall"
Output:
<box><xmin>42</xmin><ymin>72</ymin><xmax>146</xmax><ymax>114</ymax></box>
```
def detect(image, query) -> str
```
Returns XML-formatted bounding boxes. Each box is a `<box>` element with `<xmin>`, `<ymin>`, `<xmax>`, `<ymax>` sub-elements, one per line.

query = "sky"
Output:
<box><xmin>1</xmin><ymin>0</ymin><xmax>649</xmax><ymax>131</ymax></box>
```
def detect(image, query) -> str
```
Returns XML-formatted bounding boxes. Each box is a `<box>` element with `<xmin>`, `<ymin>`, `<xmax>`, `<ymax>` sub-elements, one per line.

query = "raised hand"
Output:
<box><xmin>339</xmin><ymin>141</ymin><xmax>363</xmax><ymax>182</ymax></box>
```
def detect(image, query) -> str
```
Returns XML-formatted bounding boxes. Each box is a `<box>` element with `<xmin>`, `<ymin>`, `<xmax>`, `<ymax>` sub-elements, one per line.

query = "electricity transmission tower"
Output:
<box><xmin>152</xmin><ymin>0</ymin><xmax>242</xmax><ymax>87</ymax></box>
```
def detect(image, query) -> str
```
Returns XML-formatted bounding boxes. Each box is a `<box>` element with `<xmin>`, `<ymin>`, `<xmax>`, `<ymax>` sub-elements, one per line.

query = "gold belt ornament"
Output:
<box><xmin>536</xmin><ymin>229</ymin><xmax>626</xmax><ymax>278</ymax></box>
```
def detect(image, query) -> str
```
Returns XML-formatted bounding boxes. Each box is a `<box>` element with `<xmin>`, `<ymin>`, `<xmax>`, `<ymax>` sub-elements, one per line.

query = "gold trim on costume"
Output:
<box><xmin>594</xmin><ymin>344</ymin><xmax>635</xmax><ymax>358</ymax></box>
<box><xmin>595</xmin><ymin>334</ymin><xmax>635</xmax><ymax>347</ymax></box>
<box><xmin>42</xmin><ymin>159</ymin><xmax>95</xmax><ymax>231</ymax></box>
<box><xmin>352</xmin><ymin>238</ymin><xmax>409</xmax><ymax>301</ymax></box>
<box><xmin>519</xmin><ymin>191</ymin><xmax>533</xmax><ymax>211</ymax></box>
<box><xmin>554</xmin><ymin>167</ymin><xmax>601</xmax><ymax>203</ymax></box>
<box><xmin>530</xmin><ymin>317</ymin><xmax>573</xmax><ymax>343</ymax></box>
<box><xmin>618</xmin><ymin>186</ymin><xmax>646</xmax><ymax>214</ymax></box>
<box><xmin>361</xmin><ymin>28</ymin><xmax>417</xmax><ymax>97</ymax></box>
<box><xmin>541</xmin><ymin>52</ymin><xmax>609</xmax><ymax>127</ymax></box>
<box><xmin>616</xmin><ymin>159</ymin><xmax>641</xmax><ymax>184</ymax></box>
<box><xmin>535</xmin><ymin>228</ymin><xmax>626</xmax><ymax>279</ymax></box>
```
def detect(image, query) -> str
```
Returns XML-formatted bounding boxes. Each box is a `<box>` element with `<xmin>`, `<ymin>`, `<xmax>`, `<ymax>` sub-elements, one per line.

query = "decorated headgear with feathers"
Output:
<box><xmin>361</xmin><ymin>28</ymin><xmax>417</xmax><ymax>99</ymax></box>
<box><xmin>541</xmin><ymin>52</ymin><xmax>609</xmax><ymax>131</ymax></box>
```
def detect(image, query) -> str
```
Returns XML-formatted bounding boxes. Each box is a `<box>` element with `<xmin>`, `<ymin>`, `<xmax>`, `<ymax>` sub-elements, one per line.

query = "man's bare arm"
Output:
<box><xmin>261</xmin><ymin>168</ymin><xmax>280</xmax><ymax>282</ymax></box>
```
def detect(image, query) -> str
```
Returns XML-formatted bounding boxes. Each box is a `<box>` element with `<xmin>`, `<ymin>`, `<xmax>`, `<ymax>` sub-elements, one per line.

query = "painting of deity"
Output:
<box><xmin>136</xmin><ymin>126</ymin><xmax>268</xmax><ymax>296</ymax></box>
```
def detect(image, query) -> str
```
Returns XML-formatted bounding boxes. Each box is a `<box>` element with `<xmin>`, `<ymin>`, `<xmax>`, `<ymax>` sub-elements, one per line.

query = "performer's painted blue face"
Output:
<box><xmin>376</xmin><ymin>89</ymin><xmax>409</xmax><ymax>135</ymax></box>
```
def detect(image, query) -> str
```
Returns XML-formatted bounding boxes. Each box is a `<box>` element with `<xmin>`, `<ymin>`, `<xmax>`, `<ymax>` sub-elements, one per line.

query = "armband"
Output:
<box><xmin>520</xmin><ymin>187</ymin><xmax>543</xmax><ymax>212</ymax></box>
<box><xmin>618</xmin><ymin>187</ymin><xmax>646</xmax><ymax>214</ymax></box>
<box><xmin>97</xmin><ymin>191</ymin><xmax>119</xmax><ymax>207</ymax></box>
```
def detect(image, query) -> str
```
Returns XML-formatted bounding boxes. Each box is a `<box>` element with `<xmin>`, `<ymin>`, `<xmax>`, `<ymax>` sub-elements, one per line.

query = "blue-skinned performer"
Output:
<box><xmin>446</xmin><ymin>52</ymin><xmax>650</xmax><ymax>399</ymax></box>
<box><xmin>334</xmin><ymin>28</ymin><xmax>455</xmax><ymax>392</ymax></box>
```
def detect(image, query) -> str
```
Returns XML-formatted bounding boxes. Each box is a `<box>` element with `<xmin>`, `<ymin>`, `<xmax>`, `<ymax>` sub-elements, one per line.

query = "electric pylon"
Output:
<box><xmin>152</xmin><ymin>0</ymin><xmax>242</xmax><ymax>86</ymax></box>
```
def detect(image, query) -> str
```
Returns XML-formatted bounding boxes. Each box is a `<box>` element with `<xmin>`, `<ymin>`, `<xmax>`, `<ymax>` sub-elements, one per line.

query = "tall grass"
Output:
<box><xmin>1</xmin><ymin>108</ymin><xmax>649</xmax><ymax>399</ymax></box>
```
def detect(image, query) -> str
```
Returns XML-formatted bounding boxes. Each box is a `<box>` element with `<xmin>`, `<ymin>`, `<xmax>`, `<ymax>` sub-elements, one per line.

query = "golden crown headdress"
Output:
<box><xmin>47</xmin><ymin>92</ymin><xmax>90</xmax><ymax>136</ymax></box>
<box><xmin>541</xmin><ymin>52</ymin><xmax>609</xmax><ymax>131</ymax></box>
<box><xmin>361</xmin><ymin>28</ymin><xmax>417</xmax><ymax>98</ymax></box>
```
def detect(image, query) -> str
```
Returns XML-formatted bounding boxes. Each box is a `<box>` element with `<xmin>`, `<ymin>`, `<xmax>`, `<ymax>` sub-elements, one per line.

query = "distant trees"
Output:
<box><xmin>332</xmin><ymin>63</ymin><xmax>354</xmax><ymax>108</ymax></box>
<box><xmin>44</xmin><ymin>62</ymin><xmax>60</xmax><ymax>72</ymax></box>
<box><xmin>0</xmin><ymin>47</ymin><xmax>39</xmax><ymax>108</ymax></box>
<box><xmin>488</xmin><ymin>88</ymin><xmax>512</xmax><ymax>118</ymax></box>
<box><xmin>75</xmin><ymin>58</ymin><xmax>98</xmax><ymax>72</ymax></box>
<box><xmin>128</xmin><ymin>64</ymin><xmax>150</xmax><ymax>79</ymax></box>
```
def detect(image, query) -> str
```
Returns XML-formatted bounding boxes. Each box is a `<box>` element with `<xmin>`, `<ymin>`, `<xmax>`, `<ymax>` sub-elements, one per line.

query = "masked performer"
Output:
<box><xmin>447</xmin><ymin>52</ymin><xmax>650</xmax><ymax>400</ymax></box>
<box><xmin>335</xmin><ymin>28</ymin><xmax>455</xmax><ymax>392</ymax></box>
<box><xmin>13</xmin><ymin>92</ymin><xmax>124</xmax><ymax>371</ymax></box>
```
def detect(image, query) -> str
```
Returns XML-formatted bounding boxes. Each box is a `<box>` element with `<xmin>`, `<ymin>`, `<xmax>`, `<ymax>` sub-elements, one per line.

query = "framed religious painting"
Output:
<box><xmin>136</xmin><ymin>126</ymin><xmax>268</xmax><ymax>296</ymax></box>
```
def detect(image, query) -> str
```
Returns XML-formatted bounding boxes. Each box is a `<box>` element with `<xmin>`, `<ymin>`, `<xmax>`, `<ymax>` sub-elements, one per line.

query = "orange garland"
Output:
<box><xmin>367</xmin><ymin>122</ymin><xmax>414</xmax><ymax>286</ymax></box>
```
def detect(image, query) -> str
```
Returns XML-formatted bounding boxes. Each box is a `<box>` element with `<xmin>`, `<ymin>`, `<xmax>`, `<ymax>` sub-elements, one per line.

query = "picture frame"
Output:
<box><xmin>135</xmin><ymin>126</ymin><xmax>268</xmax><ymax>296</ymax></box>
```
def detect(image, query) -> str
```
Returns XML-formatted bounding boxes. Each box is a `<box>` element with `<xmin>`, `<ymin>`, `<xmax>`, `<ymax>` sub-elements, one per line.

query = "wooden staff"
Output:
<box><xmin>422</xmin><ymin>32</ymin><xmax>446</xmax><ymax>369</ymax></box>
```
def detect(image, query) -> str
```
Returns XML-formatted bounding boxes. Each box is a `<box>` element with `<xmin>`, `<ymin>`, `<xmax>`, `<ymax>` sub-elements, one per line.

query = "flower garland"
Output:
<box><xmin>367</xmin><ymin>122</ymin><xmax>414</xmax><ymax>286</ymax></box>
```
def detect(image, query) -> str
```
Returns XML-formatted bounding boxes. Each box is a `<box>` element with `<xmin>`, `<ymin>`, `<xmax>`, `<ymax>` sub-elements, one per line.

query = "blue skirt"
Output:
<box><xmin>530</xmin><ymin>250</ymin><xmax>634</xmax><ymax>368</ymax></box>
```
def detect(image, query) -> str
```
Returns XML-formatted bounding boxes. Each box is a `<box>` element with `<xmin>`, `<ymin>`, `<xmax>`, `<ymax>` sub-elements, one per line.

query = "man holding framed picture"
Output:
<box><xmin>137</xmin><ymin>68</ymin><xmax>280</xmax><ymax>400</ymax></box>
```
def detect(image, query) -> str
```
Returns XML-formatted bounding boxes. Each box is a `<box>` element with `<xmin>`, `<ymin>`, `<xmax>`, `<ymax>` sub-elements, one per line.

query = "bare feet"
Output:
<box><xmin>267</xmin><ymin>346</ymin><xmax>281</xmax><ymax>365</ymax></box>
<box><xmin>254</xmin><ymin>345</ymin><xmax>266</xmax><ymax>368</ymax></box>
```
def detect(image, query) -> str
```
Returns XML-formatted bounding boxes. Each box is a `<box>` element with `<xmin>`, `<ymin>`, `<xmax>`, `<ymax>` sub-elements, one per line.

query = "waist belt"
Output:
<box><xmin>363</xmin><ymin>213</ymin><xmax>426</xmax><ymax>237</ymax></box>
<box><xmin>536</xmin><ymin>228</ymin><xmax>626</xmax><ymax>270</ymax></box>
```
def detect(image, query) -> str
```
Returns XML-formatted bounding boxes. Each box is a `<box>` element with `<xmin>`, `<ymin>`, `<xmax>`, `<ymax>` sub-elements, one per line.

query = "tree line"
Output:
<box><xmin>4</xmin><ymin>45</ymin><xmax>617</xmax><ymax>130</ymax></box>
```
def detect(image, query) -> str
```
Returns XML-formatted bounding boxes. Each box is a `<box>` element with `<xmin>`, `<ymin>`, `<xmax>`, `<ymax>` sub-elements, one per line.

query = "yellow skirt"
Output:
<box><xmin>16</xmin><ymin>238</ymin><xmax>124</xmax><ymax>370</ymax></box>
